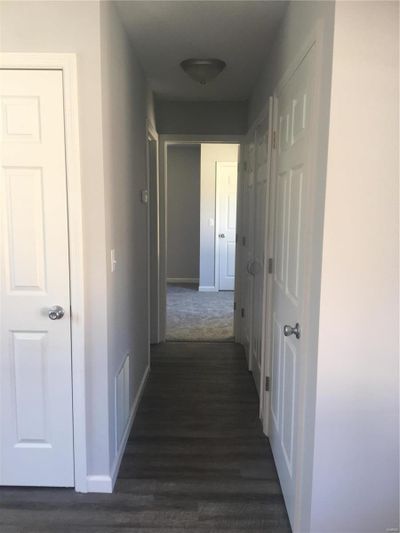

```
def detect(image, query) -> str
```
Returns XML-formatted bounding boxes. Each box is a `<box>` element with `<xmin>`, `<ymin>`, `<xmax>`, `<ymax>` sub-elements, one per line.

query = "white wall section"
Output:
<box><xmin>156</xmin><ymin>101</ymin><xmax>248</xmax><ymax>135</ymax></box>
<box><xmin>311</xmin><ymin>2</ymin><xmax>399</xmax><ymax>531</ymax></box>
<box><xmin>167</xmin><ymin>145</ymin><xmax>201</xmax><ymax>282</ymax></box>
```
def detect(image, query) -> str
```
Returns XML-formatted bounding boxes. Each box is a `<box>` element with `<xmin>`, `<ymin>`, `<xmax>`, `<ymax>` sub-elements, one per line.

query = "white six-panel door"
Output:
<box><xmin>242</xmin><ymin>142</ymin><xmax>255</xmax><ymax>365</ymax></box>
<box><xmin>269</xmin><ymin>45</ymin><xmax>316</xmax><ymax>525</ymax></box>
<box><xmin>249</xmin><ymin>115</ymin><xmax>270</xmax><ymax>397</ymax></box>
<box><xmin>216</xmin><ymin>162</ymin><xmax>237</xmax><ymax>291</ymax></box>
<box><xmin>0</xmin><ymin>69</ymin><xmax>74</xmax><ymax>486</ymax></box>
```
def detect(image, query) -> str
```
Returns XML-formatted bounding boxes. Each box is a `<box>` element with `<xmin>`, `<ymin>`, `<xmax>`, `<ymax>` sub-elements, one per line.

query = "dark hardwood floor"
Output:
<box><xmin>0</xmin><ymin>342</ymin><xmax>291</xmax><ymax>532</ymax></box>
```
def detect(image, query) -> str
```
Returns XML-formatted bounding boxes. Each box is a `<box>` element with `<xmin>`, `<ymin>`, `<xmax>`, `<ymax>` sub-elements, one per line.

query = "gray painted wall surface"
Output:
<box><xmin>199</xmin><ymin>144</ymin><xmax>239</xmax><ymax>289</ymax></box>
<box><xmin>100</xmin><ymin>0</ymin><xmax>150</xmax><ymax>474</ymax></box>
<box><xmin>167</xmin><ymin>145</ymin><xmax>201</xmax><ymax>280</ymax></box>
<box><xmin>156</xmin><ymin>101</ymin><xmax>248</xmax><ymax>135</ymax></box>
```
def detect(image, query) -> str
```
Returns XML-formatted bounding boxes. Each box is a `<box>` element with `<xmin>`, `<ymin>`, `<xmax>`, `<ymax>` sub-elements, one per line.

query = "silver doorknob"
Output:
<box><xmin>48</xmin><ymin>305</ymin><xmax>65</xmax><ymax>320</ymax></box>
<box><xmin>283</xmin><ymin>323</ymin><xmax>301</xmax><ymax>339</ymax></box>
<box><xmin>218</xmin><ymin>233</ymin><xmax>225</xmax><ymax>238</ymax></box>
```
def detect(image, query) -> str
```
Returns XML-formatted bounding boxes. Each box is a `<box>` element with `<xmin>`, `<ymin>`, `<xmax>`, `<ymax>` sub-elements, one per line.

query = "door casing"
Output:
<box><xmin>158</xmin><ymin>135</ymin><xmax>243</xmax><ymax>342</ymax></box>
<box><xmin>0</xmin><ymin>53</ymin><xmax>87</xmax><ymax>492</ymax></box>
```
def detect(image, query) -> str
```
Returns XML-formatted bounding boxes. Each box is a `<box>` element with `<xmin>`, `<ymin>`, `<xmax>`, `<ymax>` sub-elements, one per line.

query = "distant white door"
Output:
<box><xmin>0</xmin><ymin>69</ymin><xmax>74</xmax><ymax>486</ymax></box>
<box><xmin>269</xmin><ymin>44</ymin><xmax>316</xmax><ymax>524</ymax></box>
<box><xmin>216</xmin><ymin>162</ymin><xmax>237</xmax><ymax>291</ymax></box>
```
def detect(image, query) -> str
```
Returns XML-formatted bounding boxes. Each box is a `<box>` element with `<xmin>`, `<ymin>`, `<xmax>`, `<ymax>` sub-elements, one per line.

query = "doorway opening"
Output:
<box><xmin>163</xmin><ymin>142</ymin><xmax>239</xmax><ymax>342</ymax></box>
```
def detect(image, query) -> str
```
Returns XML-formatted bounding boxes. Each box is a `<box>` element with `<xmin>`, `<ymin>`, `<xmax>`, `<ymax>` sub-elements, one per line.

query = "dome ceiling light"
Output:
<box><xmin>180</xmin><ymin>58</ymin><xmax>226</xmax><ymax>85</ymax></box>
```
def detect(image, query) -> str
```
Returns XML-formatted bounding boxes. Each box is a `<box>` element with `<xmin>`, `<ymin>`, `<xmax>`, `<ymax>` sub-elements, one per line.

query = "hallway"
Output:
<box><xmin>0</xmin><ymin>342</ymin><xmax>290</xmax><ymax>532</ymax></box>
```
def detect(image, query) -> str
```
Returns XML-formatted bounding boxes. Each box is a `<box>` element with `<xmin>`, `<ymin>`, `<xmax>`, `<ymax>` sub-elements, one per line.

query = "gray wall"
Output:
<box><xmin>156</xmin><ymin>101</ymin><xmax>248</xmax><ymax>135</ymax></box>
<box><xmin>167</xmin><ymin>145</ymin><xmax>201</xmax><ymax>281</ymax></box>
<box><xmin>100</xmin><ymin>0</ymin><xmax>150</xmax><ymax>474</ymax></box>
<box><xmin>199</xmin><ymin>144</ymin><xmax>239</xmax><ymax>290</ymax></box>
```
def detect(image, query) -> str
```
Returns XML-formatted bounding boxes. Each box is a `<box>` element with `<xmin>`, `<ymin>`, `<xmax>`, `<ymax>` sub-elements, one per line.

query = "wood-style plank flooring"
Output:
<box><xmin>0</xmin><ymin>342</ymin><xmax>291</xmax><ymax>532</ymax></box>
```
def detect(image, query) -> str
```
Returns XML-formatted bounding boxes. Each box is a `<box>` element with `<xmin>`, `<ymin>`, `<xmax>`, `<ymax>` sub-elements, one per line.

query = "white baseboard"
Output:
<box><xmin>110</xmin><ymin>364</ymin><xmax>150</xmax><ymax>490</ymax></box>
<box><xmin>85</xmin><ymin>364</ymin><xmax>150</xmax><ymax>494</ymax></box>
<box><xmin>86</xmin><ymin>475</ymin><xmax>113</xmax><ymax>493</ymax></box>
<box><xmin>167</xmin><ymin>277</ymin><xmax>199</xmax><ymax>284</ymax></box>
<box><xmin>198</xmin><ymin>285</ymin><xmax>218</xmax><ymax>292</ymax></box>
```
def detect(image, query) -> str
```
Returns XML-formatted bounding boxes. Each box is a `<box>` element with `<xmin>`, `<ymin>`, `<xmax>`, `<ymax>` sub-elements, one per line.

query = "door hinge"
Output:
<box><xmin>268</xmin><ymin>257</ymin><xmax>273</xmax><ymax>274</ymax></box>
<box><xmin>234</xmin><ymin>301</ymin><xmax>237</xmax><ymax>311</ymax></box>
<box><xmin>244</xmin><ymin>161</ymin><xmax>248</xmax><ymax>171</ymax></box>
<box><xmin>235</xmin><ymin>233</ymin><xmax>238</xmax><ymax>243</ymax></box>
<box><xmin>241</xmin><ymin>307</ymin><xmax>245</xmax><ymax>318</ymax></box>
<box><xmin>265</xmin><ymin>376</ymin><xmax>270</xmax><ymax>391</ymax></box>
<box><xmin>272</xmin><ymin>130</ymin><xmax>277</xmax><ymax>149</ymax></box>
<box><xmin>242</xmin><ymin>236</ymin><xmax>246</xmax><ymax>246</ymax></box>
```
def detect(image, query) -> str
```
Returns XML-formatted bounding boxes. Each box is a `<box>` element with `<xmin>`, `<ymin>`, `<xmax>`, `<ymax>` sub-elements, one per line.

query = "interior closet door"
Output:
<box><xmin>242</xmin><ymin>140</ymin><xmax>256</xmax><ymax>369</ymax></box>
<box><xmin>0</xmin><ymin>69</ymin><xmax>74</xmax><ymax>487</ymax></box>
<box><xmin>249</xmin><ymin>115</ymin><xmax>270</xmax><ymax>396</ymax></box>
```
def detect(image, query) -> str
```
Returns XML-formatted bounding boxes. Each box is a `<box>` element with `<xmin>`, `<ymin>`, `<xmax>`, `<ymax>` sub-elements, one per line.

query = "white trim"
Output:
<box><xmin>167</xmin><ymin>277</ymin><xmax>199</xmax><ymax>284</ymax></box>
<box><xmin>0</xmin><ymin>53</ymin><xmax>87</xmax><ymax>492</ymax></box>
<box><xmin>159</xmin><ymin>134</ymin><xmax>244</xmax><ymax>342</ymax></box>
<box><xmin>110</xmin><ymin>364</ymin><xmax>150</xmax><ymax>490</ymax></box>
<box><xmin>147</xmin><ymin>121</ymin><xmax>160</xmax><ymax>344</ymax></box>
<box><xmin>198</xmin><ymin>285</ymin><xmax>218</xmax><ymax>292</ymax></box>
<box><xmin>86</xmin><ymin>475</ymin><xmax>113</xmax><ymax>493</ymax></box>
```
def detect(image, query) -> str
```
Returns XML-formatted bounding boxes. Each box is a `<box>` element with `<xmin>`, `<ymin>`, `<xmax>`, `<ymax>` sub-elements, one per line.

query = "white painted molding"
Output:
<box><xmin>110</xmin><ymin>364</ymin><xmax>150</xmax><ymax>490</ymax></box>
<box><xmin>86</xmin><ymin>475</ymin><xmax>113</xmax><ymax>493</ymax></box>
<box><xmin>167</xmin><ymin>277</ymin><xmax>199</xmax><ymax>284</ymax></box>
<box><xmin>198</xmin><ymin>285</ymin><xmax>218</xmax><ymax>292</ymax></box>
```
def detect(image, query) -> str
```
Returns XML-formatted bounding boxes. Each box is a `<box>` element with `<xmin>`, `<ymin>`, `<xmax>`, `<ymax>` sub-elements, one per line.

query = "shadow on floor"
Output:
<box><xmin>0</xmin><ymin>342</ymin><xmax>291</xmax><ymax>532</ymax></box>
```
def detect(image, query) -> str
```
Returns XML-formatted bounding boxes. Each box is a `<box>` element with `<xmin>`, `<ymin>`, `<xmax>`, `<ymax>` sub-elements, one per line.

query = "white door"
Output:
<box><xmin>242</xmin><ymin>141</ymin><xmax>255</xmax><ymax>366</ymax></box>
<box><xmin>217</xmin><ymin>162</ymin><xmax>237</xmax><ymax>291</ymax></box>
<box><xmin>0</xmin><ymin>69</ymin><xmax>74</xmax><ymax>486</ymax></box>
<box><xmin>269</xmin><ymin>45</ymin><xmax>316</xmax><ymax>525</ymax></box>
<box><xmin>249</xmin><ymin>115</ymin><xmax>271</xmax><ymax>397</ymax></box>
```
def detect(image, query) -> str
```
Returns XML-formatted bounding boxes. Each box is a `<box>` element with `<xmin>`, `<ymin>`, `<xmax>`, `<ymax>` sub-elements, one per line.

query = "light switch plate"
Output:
<box><xmin>111</xmin><ymin>249</ymin><xmax>117</xmax><ymax>272</ymax></box>
<box><xmin>141</xmin><ymin>189</ymin><xmax>149</xmax><ymax>204</ymax></box>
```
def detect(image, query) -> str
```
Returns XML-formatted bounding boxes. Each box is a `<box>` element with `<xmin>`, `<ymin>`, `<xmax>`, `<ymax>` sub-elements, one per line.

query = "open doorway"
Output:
<box><xmin>164</xmin><ymin>142</ymin><xmax>239</xmax><ymax>341</ymax></box>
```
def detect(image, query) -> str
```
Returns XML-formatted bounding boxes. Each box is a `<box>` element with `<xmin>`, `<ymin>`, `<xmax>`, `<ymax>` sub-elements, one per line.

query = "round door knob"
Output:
<box><xmin>218</xmin><ymin>233</ymin><xmax>225</xmax><ymax>238</ymax></box>
<box><xmin>48</xmin><ymin>305</ymin><xmax>65</xmax><ymax>320</ymax></box>
<box><xmin>283</xmin><ymin>323</ymin><xmax>301</xmax><ymax>339</ymax></box>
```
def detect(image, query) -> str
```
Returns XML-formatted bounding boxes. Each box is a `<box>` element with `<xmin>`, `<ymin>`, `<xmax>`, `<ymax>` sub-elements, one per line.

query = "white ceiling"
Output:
<box><xmin>116</xmin><ymin>1</ymin><xmax>288</xmax><ymax>101</ymax></box>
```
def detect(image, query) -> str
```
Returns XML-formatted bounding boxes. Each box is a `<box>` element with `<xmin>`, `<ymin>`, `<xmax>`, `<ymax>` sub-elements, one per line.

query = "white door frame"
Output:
<box><xmin>215</xmin><ymin>161</ymin><xmax>238</xmax><ymax>292</ymax></box>
<box><xmin>158</xmin><ymin>134</ymin><xmax>243</xmax><ymax>342</ymax></box>
<box><xmin>0</xmin><ymin>53</ymin><xmax>87</xmax><ymax>492</ymax></box>
<box><xmin>146</xmin><ymin>121</ymin><xmax>160</xmax><ymax>344</ymax></box>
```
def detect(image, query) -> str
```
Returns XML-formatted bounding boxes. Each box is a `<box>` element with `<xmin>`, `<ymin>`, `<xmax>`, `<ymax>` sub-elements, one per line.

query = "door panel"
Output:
<box><xmin>242</xmin><ymin>142</ymin><xmax>255</xmax><ymax>363</ymax></box>
<box><xmin>0</xmin><ymin>69</ymin><xmax>74</xmax><ymax>487</ymax></box>
<box><xmin>249</xmin><ymin>115</ymin><xmax>270</xmax><ymax>397</ymax></box>
<box><xmin>269</xmin><ymin>45</ymin><xmax>316</xmax><ymax>524</ymax></box>
<box><xmin>217</xmin><ymin>162</ymin><xmax>237</xmax><ymax>291</ymax></box>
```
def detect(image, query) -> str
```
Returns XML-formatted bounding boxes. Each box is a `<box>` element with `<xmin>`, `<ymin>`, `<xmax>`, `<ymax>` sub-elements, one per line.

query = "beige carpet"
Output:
<box><xmin>166</xmin><ymin>284</ymin><xmax>234</xmax><ymax>341</ymax></box>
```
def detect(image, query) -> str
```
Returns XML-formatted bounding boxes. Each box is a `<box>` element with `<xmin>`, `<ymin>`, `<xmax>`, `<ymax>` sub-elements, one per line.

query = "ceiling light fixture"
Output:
<box><xmin>180</xmin><ymin>58</ymin><xmax>226</xmax><ymax>85</ymax></box>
